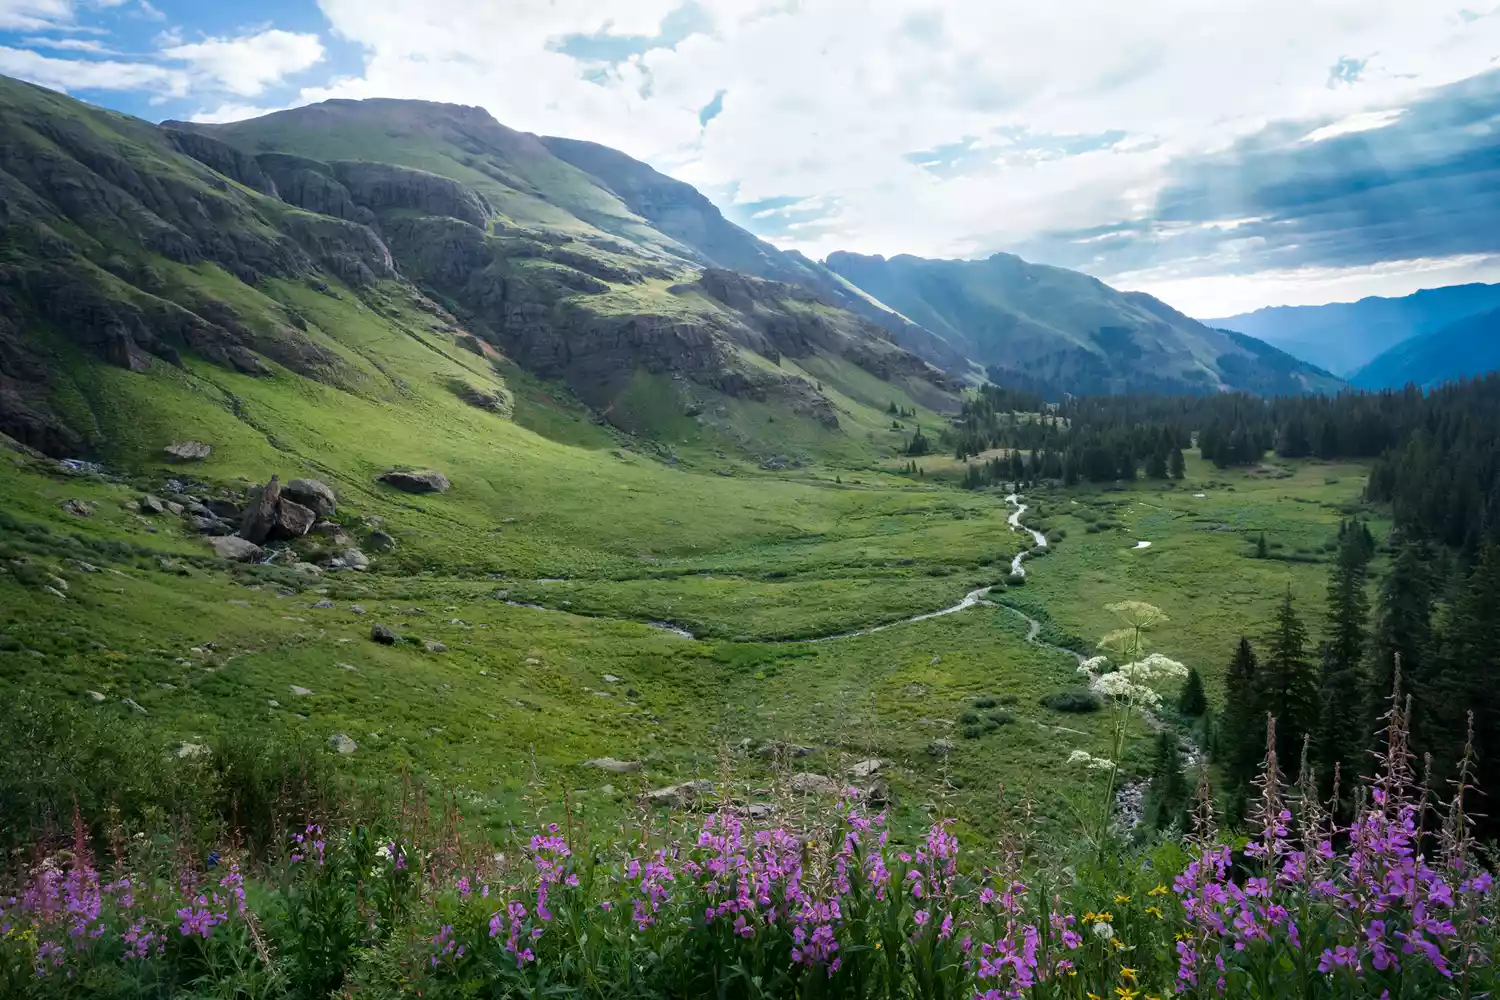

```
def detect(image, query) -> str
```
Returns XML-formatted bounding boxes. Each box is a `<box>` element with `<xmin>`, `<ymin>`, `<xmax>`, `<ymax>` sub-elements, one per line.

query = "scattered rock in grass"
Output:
<box><xmin>122</xmin><ymin>698</ymin><xmax>147</xmax><ymax>714</ymax></box>
<box><xmin>283</xmin><ymin>478</ymin><xmax>337</xmax><ymax>518</ymax></box>
<box><xmin>267</xmin><ymin>699</ymin><xmax>280</xmax><ymax>708</ymax></box>
<box><xmin>927</xmin><ymin>738</ymin><xmax>955</xmax><ymax>758</ymax></box>
<box><xmin>366</xmin><ymin>530</ymin><xmax>396</xmax><ymax>552</ymax></box>
<box><xmin>378</xmin><ymin>469</ymin><xmax>450</xmax><ymax>494</ymax></box>
<box><xmin>524</xmin><ymin>657</ymin><xmax>540</xmax><ymax>665</ymax></box>
<box><xmin>163</xmin><ymin>501</ymin><xmax>185</xmax><ymax>516</ymax></box>
<box><xmin>61</xmin><ymin>499</ymin><xmax>93</xmax><ymax>517</ymax></box>
<box><xmin>208</xmin><ymin>536</ymin><xmax>263</xmax><ymax>562</ymax></box>
<box><xmin>192</xmin><ymin>516</ymin><xmax>234</xmax><ymax>536</ymax></box>
<box><xmin>789</xmin><ymin>773</ymin><xmax>841</xmax><ymax>796</ymax></box>
<box><xmin>176</xmin><ymin>742</ymin><xmax>210</xmax><ymax>759</ymax></box>
<box><xmin>312</xmin><ymin>521</ymin><xmax>352</xmax><ymax>546</ymax></box>
<box><xmin>204</xmin><ymin>498</ymin><xmax>243</xmax><ymax>521</ymax></box>
<box><xmin>644</xmin><ymin>780</ymin><xmax>714</xmax><ymax>808</ymax></box>
<box><xmin>423</xmin><ymin>640</ymin><xmax>447</xmax><ymax>653</ymax></box>
<box><xmin>139</xmin><ymin>494</ymin><xmax>167</xmax><ymax>515</ymax></box>
<box><xmin>293</xmin><ymin>562</ymin><xmax>324</xmax><ymax>577</ymax></box>
<box><xmin>371</xmin><ymin>623</ymin><xmax>398</xmax><ymax>645</ymax></box>
<box><xmin>271</xmin><ymin>499</ymin><xmax>316</xmax><ymax>541</ymax></box>
<box><xmin>903</xmin><ymin>684</ymin><xmax>928</xmax><ymax>699</ymax></box>
<box><xmin>164</xmin><ymin>441</ymin><xmax>211</xmax><ymax>462</ymax></box>
<box><xmin>328</xmin><ymin>734</ymin><xmax>358</xmax><ymax>755</ymax></box>
<box><xmin>311</xmin><ymin>598</ymin><xmax>335</xmax><ymax>609</ymax></box>
<box><xmin>929</xmin><ymin>655</ymin><xmax>941</xmax><ymax>665</ymax></box>
<box><xmin>350</xmin><ymin>604</ymin><xmax>366</xmax><ymax>615</ymax></box>
<box><xmin>69</xmin><ymin>560</ymin><xmax>99</xmax><ymax>573</ymax></box>
<box><xmin>85</xmin><ymin>690</ymin><xmax>106</xmax><ymax>702</ymax></box>
<box><xmin>290</xmin><ymin>685</ymin><xmax>313</xmax><ymax>697</ymax></box>
<box><xmin>603</xmin><ymin>674</ymin><xmax>622</xmax><ymax>684</ymax></box>
<box><xmin>339</xmin><ymin>663</ymin><xmax>358</xmax><ymax>671</ymax></box>
<box><xmin>747</xmin><ymin>803</ymin><xmax>777</xmax><ymax>820</ymax></box>
<box><xmin>341</xmin><ymin>549</ymin><xmax>369</xmax><ymax>571</ymax></box>
<box><xmin>848</xmin><ymin>759</ymin><xmax>885</xmax><ymax>779</ymax></box>
<box><xmin>585</xmin><ymin>758</ymin><xmax>642</xmax><ymax>773</ymax></box>
<box><xmin>758</xmin><ymin>741</ymin><xmax>814</xmax><ymax>759</ymax></box>
<box><xmin>862</xmin><ymin>779</ymin><xmax>893</xmax><ymax>807</ymax></box>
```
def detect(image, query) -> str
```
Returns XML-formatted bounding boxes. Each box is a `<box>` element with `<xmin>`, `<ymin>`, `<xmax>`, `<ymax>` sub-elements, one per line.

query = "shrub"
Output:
<box><xmin>961</xmin><ymin>723</ymin><xmax>986</xmax><ymax>739</ymax></box>
<box><xmin>1039</xmin><ymin>691</ymin><xmax>1101</xmax><ymax>713</ymax></box>
<box><xmin>986</xmin><ymin>710</ymin><xmax>1015</xmax><ymax>727</ymax></box>
<box><xmin>959</xmin><ymin>709</ymin><xmax>982</xmax><ymax>725</ymax></box>
<box><xmin>973</xmin><ymin>696</ymin><xmax>998</xmax><ymax>709</ymax></box>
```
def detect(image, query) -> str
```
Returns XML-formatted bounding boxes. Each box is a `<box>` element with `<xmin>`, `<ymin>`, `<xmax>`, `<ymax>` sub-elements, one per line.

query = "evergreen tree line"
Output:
<box><xmin>1210</xmin><ymin>520</ymin><xmax>1500</xmax><ymax>839</ymax></box>
<box><xmin>949</xmin><ymin>374</ymin><xmax>1500</xmax><ymax>555</ymax></box>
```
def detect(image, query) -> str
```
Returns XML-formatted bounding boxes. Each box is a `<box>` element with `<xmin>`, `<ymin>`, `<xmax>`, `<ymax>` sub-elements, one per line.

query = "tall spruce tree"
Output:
<box><xmin>1317</xmin><ymin>525</ymin><xmax>1371</xmax><ymax>790</ymax></box>
<box><xmin>1168</xmin><ymin>447</ymin><xmax>1186</xmax><ymax>479</ymax></box>
<box><xmin>1259</xmin><ymin>588</ymin><xmax>1318</xmax><ymax>768</ymax></box>
<box><xmin>1146</xmin><ymin>731</ymin><xmax>1189</xmax><ymax>831</ymax></box>
<box><xmin>1222</xmin><ymin>636</ymin><xmax>1263</xmax><ymax>794</ymax></box>
<box><xmin>1179</xmin><ymin>666</ymin><xmax>1208</xmax><ymax>717</ymax></box>
<box><xmin>1440</xmin><ymin>544</ymin><xmax>1500</xmax><ymax>836</ymax></box>
<box><xmin>1367</xmin><ymin>542</ymin><xmax>1436</xmax><ymax>764</ymax></box>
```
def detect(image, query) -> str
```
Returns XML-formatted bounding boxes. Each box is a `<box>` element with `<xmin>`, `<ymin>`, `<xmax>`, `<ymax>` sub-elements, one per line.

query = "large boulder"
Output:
<box><xmin>208</xmin><ymin>536</ymin><xmax>263</xmax><ymax>562</ymax></box>
<box><xmin>238</xmin><ymin>476</ymin><xmax>282</xmax><ymax>543</ymax></box>
<box><xmin>283</xmin><ymin>478</ymin><xmax>337</xmax><ymax>518</ymax></box>
<box><xmin>379</xmin><ymin>469</ymin><xmax>451</xmax><ymax>494</ymax></box>
<box><xmin>164</xmin><ymin>440</ymin><xmax>212</xmax><ymax>462</ymax></box>
<box><xmin>789</xmin><ymin>773</ymin><xmax>841</xmax><ymax>797</ymax></box>
<box><xmin>643</xmin><ymin>779</ymin><xmax>714</xmax><ymax>808</ymax></box>
<box><xmin>269</xmin><ymin>499</ymin><xmax>316</xmax><ymax>541</ymax></box>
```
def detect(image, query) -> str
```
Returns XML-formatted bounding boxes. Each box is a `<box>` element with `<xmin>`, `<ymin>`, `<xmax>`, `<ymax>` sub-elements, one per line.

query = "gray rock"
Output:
<box><xmin>341</xmin><ymin>548</ymin><xmax>369</xmax><ymax>571</ymax></box>
<box><xmin>164</xmin><ymin>441</ymin><xmax>212</xmax><ymax>462</ymax></box>
<box><xmin>163</xmin><ymin>501</ymin><xmax>185</xmax><ymax>516</ymax></box>
<box><xmin>927</xmin><ymin>739</ymin><xmax>956</xmax><ymax>758</ymax></box>
<box><xmin>176</xmin><ymin>742</ymin><xmax>211</xmax><ymax>759</ymax></box>
<box><xmin>378</xmin><ymin>469</ymin><xmax>451</xmax><ymax>494</ymax></box>
<box><xmin>139</xmin><ymin>494</ymin><xmax>167</xmax><ymax>515</ymax></box>
<box><xmin>602</xmin><ymin>674</ymin><xmax>622</xmax><ymax>684</ymax></box>
<box><xmin>192</xmin><ymin>516</ymin><xmax>234</xmax><ymax>536</ymax></box>
<box><xmin>292</xmin><ymin>562</ymin><xmax>324</xmax><ymax>577</ymax></box>
<box><xmin>758</xmin><ymin>741</ymin><xmax>814</xmax><ymax>759</ymax></box>
<box><xmin>238</xmin><ymin>476</ymin><xmax>282</xmax><ymax>543</ymax></box>
<box><xmin>271</xmin><ymin>499</ymin><xmax>316</xmax><ymax>541</ymax></box>
<box><xmin>311</xmin><ymin>598</ymin><xmax>335</xmax><ymax>609</ymax></box>
<box><xmin>423</xmin><ymin>640</ymin><xmax>447</xmax><ymax>653</ymax></box>
<box><xmin>643</xmin><ymin>780</ymin><xmax>714</xmax><ymax>808</ymax></box>
<box><xmin>584</xmin><ymin>757</ymin><xmax>642</xmax><ymax>773</ymax></box>
<box><xmin>848</xmin><ymin>759</ymin><xmax>885</xmax><ymax>779</ymax></box>
<box><xmin>283</xmin><ymin>478</ymin><xmax>337</xmax><ymax>518</ymax></box>
<box><xmin>747</xmin><ymin>803</ymin><xmax>778</xmax><ymax>820</ymax></box>
<box><xmin>789</xmin><ymin>772</ymin><xmax>841</xmax><ymax>796</ymax></box>
<box><xmin>122</xmin><ymin>698</ymin><xmax>147</xmax><ymax>714</ymax></box>
<box><xmin>365</xmin><ymin>530</ymin><xmax>397</xmax><ymax>552</ymax></box>
<box><xmin>328</xmin><ymin>733</ymin><xmax>358</xmax><ymax>755</ymax></box>
<box><xmin>349</xmin><ymin>604</ymin><xmax>367</xmax><ymax>615</ymax></box>
<box><xmin>289</xmin><ymin>685</ymin><xmax>313</xmax><ymax>696</ymax></box>
<box><xmin>863</xmin><ymin>779</ymin><xmax>893</xmax><ymax>807</ymax></box>
<box><xmin>204</xmin><ymin>498</ymin><xmax>243</xmax><ymax>521</ymax></box>
<box><xmin>267</xmin><ymin>699</ymin><xmax>280</xmax><ymax>708</ymax></box>
<box><xmin>61</xmin><ymin>499</ymin><xmax>93</xmax><ymax>517</ymax></box>
<box><xmin>69</xmin><ymin>560</ymin><xmax>99</xmax><ymax>573</ymax></box>
<box><xmin>371</xmin><ymin>623</ymin><xmax>398</xmax><ymax>645</ymax></box>
<box><xmin>85</xmin><ymin>690</ymin><xmax>106</xmax><ymax>702</ymax></box>
<box><xmin>208</xmin><ymin>536</ymin><xmax>263</xmax><ymax>562</ymax></box>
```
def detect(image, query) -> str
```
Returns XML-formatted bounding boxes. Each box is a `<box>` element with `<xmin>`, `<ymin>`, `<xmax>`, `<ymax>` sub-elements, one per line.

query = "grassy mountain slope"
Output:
<box><xmin>1206</xmin><ymin>282</ymin><xmax>1500</xmax><ymax>376</ymax></box>
<box><xmin>824</xmin><ymin>251</ymin><xmax>1342</xmax><ymax>396</ymax></box>
<box><xmin>1351</xmin><ymin>305</ymin><xmax>1500</xmax><ymax>388</ymax></box>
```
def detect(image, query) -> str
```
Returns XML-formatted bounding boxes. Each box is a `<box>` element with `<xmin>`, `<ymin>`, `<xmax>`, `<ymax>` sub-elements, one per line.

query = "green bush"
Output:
<box><xmin>1039</xmin><ymin>691</ymin><xmax>1101</xmax><ymax>713</ymax></box>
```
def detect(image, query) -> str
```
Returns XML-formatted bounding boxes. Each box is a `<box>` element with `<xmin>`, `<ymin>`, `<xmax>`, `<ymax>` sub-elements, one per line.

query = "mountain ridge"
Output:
<box><xmin>1205</xmin><ymin>282</ymin><xmax>1500</xmax><ymax>376</ymax></box>
<box><xmin>1351</xmin><ymin>305</ymin><xmax>1500</xmax><ymax>389</ymax></box>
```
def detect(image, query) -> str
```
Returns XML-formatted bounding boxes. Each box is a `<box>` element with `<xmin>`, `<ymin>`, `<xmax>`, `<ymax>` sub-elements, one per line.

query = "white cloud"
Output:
<box><xmin>133</xmin><ymin>0</ymin><xmax>162</xmax><ymax>21</ymax></box>
<box><xmin>20</xmin><ymin>35</ymin><xmax>115</xmax><ymax>52</ymax></box>
<box><xmin>0</xmin><ymin>43</ymin><xmax>187</xmax><ymax>94</ymax></box>
<box><xmin>161</xmin><ymin>29</ymin><xmax>324</xmax><ymax>97</ymax></box>
<box><xmin>0</xmin><ymin>0</ymin><xmax>74</xmax><ymax>30</ymax></box>
<box><xmin>1119</xmin><ymin>254</ymin><xmax>1500</xmax><ymax>317</ymax></box>
<box><xmin>189</xmin><ymin>100</ymin><xmax>291</xmax><ymax>124</ymax></box>
<box><xmin>1302</xmin><ymin>108</ymin><xmax>1406</xmax><ymax>142</ymax></box>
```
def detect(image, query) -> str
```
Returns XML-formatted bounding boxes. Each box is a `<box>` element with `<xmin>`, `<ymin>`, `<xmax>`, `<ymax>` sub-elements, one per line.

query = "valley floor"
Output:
<box><xmin>0</xmin><ymin>442</ymin><xmax>1372</xmax><ymax>843</ymax></box>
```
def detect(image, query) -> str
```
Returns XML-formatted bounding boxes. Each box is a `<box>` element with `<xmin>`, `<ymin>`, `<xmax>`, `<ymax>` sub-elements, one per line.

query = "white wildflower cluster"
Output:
<box><xmin>1119</xmin><ymin>652</ymin><xmax>1189</xmax><ymax>684</ymax></box>
<box><xmin>1067</xmin><ymin>749</ymin><xmax>1116</xmax><ymax>771</ymax></box>
<box><xmin>1077</xmin><ymin>650</ymin><xmax>1188</xmax><ymax>709</ymax></box>
<box><xmin>1077</xmin><ymin>655</ymin><xmax>1110</xmax><ymax>676</ymax></box>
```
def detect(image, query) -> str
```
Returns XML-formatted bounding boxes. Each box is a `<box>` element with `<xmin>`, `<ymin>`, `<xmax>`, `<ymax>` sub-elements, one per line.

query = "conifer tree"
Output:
<box><xmin>1145</xmin><ymin>731</ymin><xmax>1189</xmax><ymax>830</ymax></box>
<box><xmin>1259</xmin><ymin>588</ymin><xmax>1318</xmax><ymax>767</ymax></box>
<box><xmin>1367</xmin><ymin>542</ymin><xmax>1436</xmax><ymax>763</ymax></box>
<box><xmin>1317</xmin><ymin>525</ymin><xmax>1371</xmax><ymax>788</ymax></box>
<box><xmin>1222</xmin><ymin>636</ymin><xmax>1263</xmax><ymax>794</ymax></box>
<box><xmin>1145</xmin><ymin>449</ymin><xmax>1168</xmax><ymax>479</ymax></box>
<box><xmin>1256</xmin><ymin>532</ymin><xmax>1268</xmax><ymax>559</ymax></box>
<box><xmin>1168</xmin><ymin>447</ymin><xmax>1185</xmax><ymax>479</ymax></box>
<box><xmin>1178</xmin><ymin>665</ymin><xmax>1207</xmax><ymax>717</ymax></box>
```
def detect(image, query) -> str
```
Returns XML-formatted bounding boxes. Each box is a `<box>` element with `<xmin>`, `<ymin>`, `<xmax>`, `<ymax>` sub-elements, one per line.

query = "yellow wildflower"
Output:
<box><xmin>1119</xmin><ymin>968</ymin><xmax>1138</xmax><ymax>983</ymax></box>
<box><xmin>1088</xmin><ymin>993</ymin><xmax>1102</xmax><ymax>1000</ymax></box>
<box><xmin>1115</xmin><ymin>988</ymin><xmax>1140</xmax><ymax>1000</ymax></box>
<box><xmin>1114</xmin><ymin>894</ymin><xmax>1132</xmax><ymax>905</ymax></box>
<box><xmin>1148</xmin><ymin>884</ymin><xmax>1169</xmax><ymax>897</ymax></box>
<box><xmin>1145</xmin><ymin>906</ymin><xmax>1164</xmax><ymax>919</ymax></box>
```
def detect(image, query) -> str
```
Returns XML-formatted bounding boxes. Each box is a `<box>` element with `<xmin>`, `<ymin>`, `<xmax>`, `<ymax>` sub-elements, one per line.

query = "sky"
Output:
<box><xmin>2</xmin><ymin>0</ymin><xmax>1499</xmax><ymax>317</ymax></box>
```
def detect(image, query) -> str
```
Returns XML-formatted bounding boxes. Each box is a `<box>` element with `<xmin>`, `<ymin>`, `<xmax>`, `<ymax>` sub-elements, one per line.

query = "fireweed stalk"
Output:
<box><xmin>0</xmin><ymin>686</ymin><xmax>1494</xmax><ymax>998</ymax></box>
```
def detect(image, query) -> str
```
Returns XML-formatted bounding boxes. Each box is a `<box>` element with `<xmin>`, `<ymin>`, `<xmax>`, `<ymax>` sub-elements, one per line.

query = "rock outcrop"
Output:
<box><xmin>379</xmin><ymin>469</ymin><xmax>450</xmax><ymax>494</ymax></box>
<box><xmin>283</xmin><ymin>478</ymin><xmax>337</xmax><ymax>518</ymax></box>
